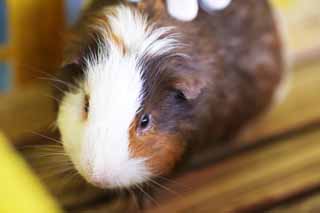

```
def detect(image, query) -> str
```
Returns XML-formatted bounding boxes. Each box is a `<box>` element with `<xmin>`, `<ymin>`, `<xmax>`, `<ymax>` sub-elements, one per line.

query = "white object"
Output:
<box><xmin>167</xmin><ymin>0</ymin><xmax>199</xmax><ymax>21</ymax></box>
<box><xmin>199</xmin><ymin>0</ymin><xmax>232</xmax><ymax>12</ymax></box>
<box><xmin>127</xmin><ymin>0</ymin><xmax>231</xmax><ymax>21</ymax></box>
<box><xmin>127</xmin><ymin>0</ymin><xmax>141</xmax><ymax>3</ymax></box>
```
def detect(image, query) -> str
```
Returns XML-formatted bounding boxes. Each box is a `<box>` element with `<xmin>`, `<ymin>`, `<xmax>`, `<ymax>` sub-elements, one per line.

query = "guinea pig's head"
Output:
<box><xmin>55</xmin><ymin>6</ymin><xmax>204</xmax><ymax>189</ymax></box>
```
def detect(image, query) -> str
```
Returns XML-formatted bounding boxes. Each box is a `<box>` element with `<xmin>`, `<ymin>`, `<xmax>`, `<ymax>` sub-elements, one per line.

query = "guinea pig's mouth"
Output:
<box><xmin>76</xmin><ymin>155</ymin><xmax>152</xmax><ymax>189</ymax></box>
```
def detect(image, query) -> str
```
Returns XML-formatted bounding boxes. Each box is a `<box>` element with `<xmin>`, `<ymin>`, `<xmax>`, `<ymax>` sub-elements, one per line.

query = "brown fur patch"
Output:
<box><xmin>137</xmin><ymin>0</ymin><xmax>164</xmax><ymax>21</ymax></box>
<box><xmin>129</xmin><ymin>118</ymin><xmax>185</xmax><ymax>176</ymax></box>
<box><xmin>110</xmin><ymin>31</ymin><xmax>127</xmax><ymax>55</ymax></box>
<box><xmin>89</xmin><ymin>13</ymin><xmax>128</xmax><ymax>55</ymax></box>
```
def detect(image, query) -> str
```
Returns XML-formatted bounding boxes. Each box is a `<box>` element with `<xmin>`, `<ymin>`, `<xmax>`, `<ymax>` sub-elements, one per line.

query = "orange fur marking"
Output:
<box><xmin>129</xmin><ymin>119</ymin><xmax>185</xmax><ymax>176</ymax></box>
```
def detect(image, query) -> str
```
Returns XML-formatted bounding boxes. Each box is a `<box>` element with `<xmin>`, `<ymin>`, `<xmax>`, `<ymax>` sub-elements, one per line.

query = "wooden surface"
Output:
<box><xmin>270</xmin><ymin>191</ymin><xmax>320</xmax><ymax>213</ymax></box>
<box><xmin>150</xmin><ymin>131</ymin><xmax>320</xmax><ymax>212</ymax></box>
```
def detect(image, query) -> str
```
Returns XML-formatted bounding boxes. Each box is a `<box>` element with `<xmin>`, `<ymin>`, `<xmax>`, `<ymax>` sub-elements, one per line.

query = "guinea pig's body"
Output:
<box><xmin>54</xmin><ymin>0</ymin><xmax>284</xmax><ymax>189</ymax></box>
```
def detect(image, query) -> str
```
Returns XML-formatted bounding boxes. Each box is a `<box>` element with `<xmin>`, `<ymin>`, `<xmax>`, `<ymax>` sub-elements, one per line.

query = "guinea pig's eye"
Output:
<box><xmin>83</xmin><ymin>94</ymin><xmax>90</xmax><ymax>120</ymax></box>
<box><xmin>139</xmin><ymin>114</ymin><xmax>151</xmax><ymax>130</ymax></box>
<box><xmin>174</xmin><ymin>90</ymin><xmax>187</xmax><ymax>102</ymax></box>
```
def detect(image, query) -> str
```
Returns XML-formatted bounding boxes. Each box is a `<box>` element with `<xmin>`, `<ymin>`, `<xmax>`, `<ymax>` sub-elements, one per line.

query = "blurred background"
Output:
<box><xmin>0</xmin><ymin>0</ymin><xmax>86</xmax><ymax>92</ymax></box>
<box><xmin>0</xmin><ymin>0</ymin><xmax>320</xmax><ymax>212</ymax></box>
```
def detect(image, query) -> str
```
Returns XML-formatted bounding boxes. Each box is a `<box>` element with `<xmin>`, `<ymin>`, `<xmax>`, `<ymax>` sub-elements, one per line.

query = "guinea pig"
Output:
<box><xmin>53</xmin><ymin>0</ymin><xmax>284</xmax><ymax>189</ymax></box>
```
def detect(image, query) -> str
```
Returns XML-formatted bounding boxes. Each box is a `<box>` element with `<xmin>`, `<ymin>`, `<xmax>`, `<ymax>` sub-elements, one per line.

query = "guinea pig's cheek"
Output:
<box><xmin>57</xmin><ymin>92</ymin><xmax>86</xmax><ymax>172</ymax></box>
<box><xmin>129</xmin><ymin>132</ymin><xmax>185</xmax><ymax>176</ymax></box>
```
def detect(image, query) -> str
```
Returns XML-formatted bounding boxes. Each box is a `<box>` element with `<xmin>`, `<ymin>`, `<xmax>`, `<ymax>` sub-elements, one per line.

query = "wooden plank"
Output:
<box><xmin>0</xmin><ymin>47</ymin><xmax>10</xmax><ymax>60</ymax></box>
<box><xmin>7</xmin><ymin>0</ymin><xmax>65</xmax><ymax>87</ymax></box>
<box><xmin>270</xmin><ymin>192</ymin><xmax>320</xmax><ymax>213</ymax></box>
<box><xmin>148</xmin><ymin>129</ymin><xmax>320</xmax><ymax>212</ymax></box>
<box><xmin>293</xmin><ymin>46</ymin><xmax>320</xmax><ymax>68</ymax></box>
<box><xmin>272</xmin><ymin>0</ymin><xmax>320</xmax><ymax>54</ymax></box>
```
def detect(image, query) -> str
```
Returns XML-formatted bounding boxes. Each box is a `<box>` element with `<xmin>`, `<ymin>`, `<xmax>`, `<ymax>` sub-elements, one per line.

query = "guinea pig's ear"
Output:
<box><xmin>175</xmin><ymin>77</ymin><xmax>206</xmax><ymax>100</ymax></box>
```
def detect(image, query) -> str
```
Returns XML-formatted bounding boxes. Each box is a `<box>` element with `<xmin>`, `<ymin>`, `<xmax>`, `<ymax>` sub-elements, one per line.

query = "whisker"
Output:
<box><xmin>15</xmin><ymin>64</ymin><xmax>57</xmax><ymax>80</ymax></box>
<box><xmin>41</xmin><ymin>93</ymin><xmax>62</xmax><ymax>103</ymax></box>
<box><xmin>39</xmin><ymin>77</ymin><xmax>78</xmax><ymax>91</ymax></box>
<box><xmin>27</xmin><ymin>153</ymin><xmax>69</xmax><ymax>159</ymax></box>
<box><xmin>148</xmin><ymin>178</ymin><xmax>180</xmax><ymax>196</ymax></box>
<box><xmin>128</xmin><ymin>188</ymin><xmax>141</xmax><ymax>210</ymax></box>
<box><xmin>40</xmin><ymin>93</ymin><xmax>80</xmax><ymax>112</ymax></box>
<box><xmin>41</xmin><ymin>166</ymin><xmax>76</xmax><ymax>180</ymax></box>
<box><xmin>28</xmin><ymin>131</ymin><xmax>62</xmax><ymax>144</ymax></box>
<box><xmin>23</xmin><ymin>148</ymin><xmax>66</xmax><ymax>154</ymax></box>
<box><xmin>47</xmin><ymin>82</ymin><xmax>66</xmax><ymax>94</ymax></box>
<box><xmin>135</xmin><ymin>184</ymin><xmax>159</xmax><ymax>206</ymax></box>
<box><xmin>21</xmin><ymin>146</ymin><xmax>65</xmax><ymax>155</ymax></box>
<box><xmin>156</xmin><ymin>176</ymin><xmax>190</xmax><ymax>191</ymax></box>
<box><xmin>32</xmin><ymin>163</ymin><xmax>74</xmax><ymax>172</ymax></box>
<box><xmin>59</xmin><ymin>170</ymin><xmax>81</xmax><ymax>189</ymax></box>
<box><xmin>48</xmin><ymin>121</ymin><xmax>58</xmax><ymax>131</ymax></box>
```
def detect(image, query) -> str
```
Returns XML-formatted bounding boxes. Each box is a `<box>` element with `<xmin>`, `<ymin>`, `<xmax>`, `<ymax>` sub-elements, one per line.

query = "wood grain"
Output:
<box><xmin>149</xmin><ymin>130</ymin><xmax>320</xmax><ymax>212</ymax></box>
<box><xmin>271</xmin><ymin>191</ymin><xmax>320</xmax><ymax>213</ymax></box>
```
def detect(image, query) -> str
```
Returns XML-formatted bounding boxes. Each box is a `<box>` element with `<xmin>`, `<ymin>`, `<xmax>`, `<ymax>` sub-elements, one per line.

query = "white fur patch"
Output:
<box><xmin>58</xmin><ymin>5</ymin><xmax>181</xmax><ymax>188</ymax></box>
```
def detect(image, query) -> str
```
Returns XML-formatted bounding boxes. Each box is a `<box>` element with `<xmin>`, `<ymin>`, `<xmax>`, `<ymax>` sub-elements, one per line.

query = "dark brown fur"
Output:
<box><xmin>135</xmin><ymin>0</ymin><xmax>284</xmax><ymax>153</ymax></box>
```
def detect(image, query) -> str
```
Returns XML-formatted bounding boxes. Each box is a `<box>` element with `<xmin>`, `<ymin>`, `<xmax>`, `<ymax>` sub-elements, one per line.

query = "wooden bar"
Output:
<box><xmin>0</xmin><ymin>47</ymin><xmax>10</xmax><ymax>60</ymax></box>
<box><xmin>6</xmin><ymin>0</ymin><xmax>65</xmax><ymax>88</ymax></box>
<box><xmin>270</xmin><ymin>192</ymin><xmax>320</xmax><ymax>212</ymax></box>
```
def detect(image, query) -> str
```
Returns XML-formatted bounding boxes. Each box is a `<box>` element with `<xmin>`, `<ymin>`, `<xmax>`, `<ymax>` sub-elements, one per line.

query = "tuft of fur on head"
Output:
<box><xmin>57</xmin><ymin>5</ymin><xmax>184</xmax><ymax>189</ymax></box>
